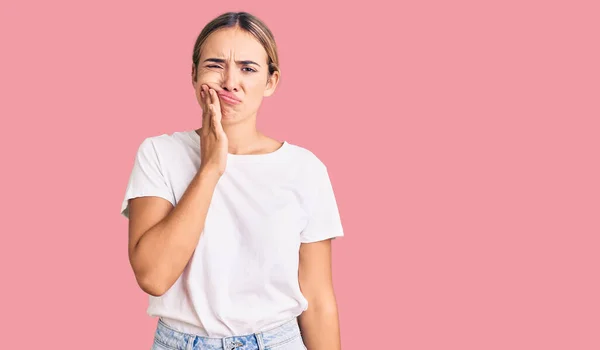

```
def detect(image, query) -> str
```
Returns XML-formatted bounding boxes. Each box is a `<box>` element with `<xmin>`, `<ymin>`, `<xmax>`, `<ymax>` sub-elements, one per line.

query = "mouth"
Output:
<box><xmin>217</xmin><ymin>91</ymin><xmax>242</xmax><ymax>105</ymax></box>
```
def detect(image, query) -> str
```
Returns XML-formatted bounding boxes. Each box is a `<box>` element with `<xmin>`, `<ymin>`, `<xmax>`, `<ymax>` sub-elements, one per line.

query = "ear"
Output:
<box><xmin>263</xmin><ymin>70</ymin><xmax>280</xmax><ymax>97</ymax></box>
<box><xmin>191</xmin><ymin>64</ymin><xmax>197</xmax><ymax>88</ymax></box>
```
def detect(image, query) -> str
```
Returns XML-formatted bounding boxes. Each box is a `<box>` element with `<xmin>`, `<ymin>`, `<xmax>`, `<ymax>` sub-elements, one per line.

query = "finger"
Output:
<box><xmin>209</xmin><ymin>89</ymin><xmax>223</xmax><ymax>121</ymax></box>
<box><xmin>208</xmin><ymin>88</ymin><xmax>217</xmax><ymax>105</ymax></box>
<box><xmin>211</xmin><ymin>105</ymin><xmax>224</xmax><ymax>134</ymax></box>
<box><xmin>208</xmin><ymin>88</ymin><xmax>223</xmax><ymax>114</ymax></box>
<box><xmin>200</xmin><ymin>90</ymin><xmax>209</xmax><ymax>130</ymax></box>
<box><xmin>201</xmin><ymin>85</ymin><xmax>212</xmax><ymax>130</ymax></box>
<box><xmin>203</xmin><ymin>85</ymin><xmax>211</xmax><ymax>110</ymax></box>
<box><xmin>199</xmin><ymin>84</ymin><xmax>207</xmax><ymax>108</ymax></box>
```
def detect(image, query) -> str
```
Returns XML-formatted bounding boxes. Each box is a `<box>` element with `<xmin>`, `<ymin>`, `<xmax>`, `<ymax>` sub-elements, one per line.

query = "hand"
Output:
<box><xmin>198</xmin><ymin>84</ymin><xmax>228</xmax><ymax>176</ymax></box>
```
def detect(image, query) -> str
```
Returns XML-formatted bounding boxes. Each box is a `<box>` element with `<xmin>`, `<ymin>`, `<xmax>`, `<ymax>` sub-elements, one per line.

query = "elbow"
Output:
<box><xmin>306</xmin><ymin>294</ymin><xmax>339</xmax><ymax>314</ymax></box>
<box><xmin>137</xmin><ymin>273</ymin><xmax>169</xmax><ymax>297</ymax></box>
<box><xmin>133</xmin><ymin>267</ymin><xmax>171</xmax><ymax>297</ymax></box>
<box><xmin>130</xmin><ymin>253</ymin><xmax>172</xmax><ymax>297</ymax></box>
<box><xmin>310</xmin><ymin>301</ymin><xmax>339</xmax><ymax>315</ymax></box>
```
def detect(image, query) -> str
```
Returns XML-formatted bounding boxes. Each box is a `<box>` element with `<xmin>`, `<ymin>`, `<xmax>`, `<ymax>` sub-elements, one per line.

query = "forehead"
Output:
<box><xmin>201</xmin><ymin>27</ymin><xmax>268</xmax><ymax>62</ymax></box>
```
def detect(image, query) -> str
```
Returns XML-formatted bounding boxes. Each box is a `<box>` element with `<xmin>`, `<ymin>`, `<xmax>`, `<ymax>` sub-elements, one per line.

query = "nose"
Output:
<box><xmin>221</xmin><ymin>65</ymin><xmax>239</xmax><ymax>92</ymax></box>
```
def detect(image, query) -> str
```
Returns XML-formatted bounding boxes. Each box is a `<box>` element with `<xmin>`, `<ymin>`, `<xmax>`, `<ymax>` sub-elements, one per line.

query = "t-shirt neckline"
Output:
<box><xmin>187</xmin><ymin>129</ymin><xmax>289</xmax><ymax>162</ymax></box>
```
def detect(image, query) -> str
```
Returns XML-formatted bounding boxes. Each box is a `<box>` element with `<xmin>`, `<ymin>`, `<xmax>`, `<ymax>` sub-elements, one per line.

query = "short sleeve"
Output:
<box><xmin>120</xmin><ymin>138</ymin><xmax>175</xmax><ymax>219</ymax></box>
<box><xmin>300</xmin><ymin>160</ymin><xmax>345</xmax><ymax>243</ymax></box>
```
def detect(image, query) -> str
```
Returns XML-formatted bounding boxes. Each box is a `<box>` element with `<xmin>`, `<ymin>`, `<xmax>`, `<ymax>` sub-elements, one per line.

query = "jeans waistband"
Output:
<box><xmin>154</xmin><ymin>317</ymin><xmax>302</xmax><ymax>350</ymax></box>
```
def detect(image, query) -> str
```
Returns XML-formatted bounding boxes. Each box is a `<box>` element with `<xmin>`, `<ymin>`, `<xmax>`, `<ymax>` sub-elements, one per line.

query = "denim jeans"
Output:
<box><xmin>151</xmin><ymin>317</ymin><xmax>307</xmax><ymax>350</ymax></box>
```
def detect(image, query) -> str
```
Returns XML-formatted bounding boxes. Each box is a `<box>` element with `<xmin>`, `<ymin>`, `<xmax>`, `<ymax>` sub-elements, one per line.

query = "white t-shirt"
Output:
<box><xmin>120</xmin><ymin>130</ymin><xmax>344</xmax><ymax>337</ymax></box>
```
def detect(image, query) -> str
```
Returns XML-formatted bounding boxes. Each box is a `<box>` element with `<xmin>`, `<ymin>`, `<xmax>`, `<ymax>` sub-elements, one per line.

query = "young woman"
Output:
<box><xmin>121</xmin><ymin>12</ymin><xmax>344</xmax><ymax>350</ymax></box>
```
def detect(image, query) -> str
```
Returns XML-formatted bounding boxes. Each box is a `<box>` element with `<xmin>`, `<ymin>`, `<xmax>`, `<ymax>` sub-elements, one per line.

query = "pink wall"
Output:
<box><xmin>1</xmin><ymin>1</ymin><xmax>598</xmax><ymax>349</ymax></box>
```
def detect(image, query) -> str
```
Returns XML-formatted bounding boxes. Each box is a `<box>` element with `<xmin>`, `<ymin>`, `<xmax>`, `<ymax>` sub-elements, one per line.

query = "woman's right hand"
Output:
<box><xmin>198</xmin><ymin>84</ymin><xmax>228</xmax><ymax>176</ymax></box>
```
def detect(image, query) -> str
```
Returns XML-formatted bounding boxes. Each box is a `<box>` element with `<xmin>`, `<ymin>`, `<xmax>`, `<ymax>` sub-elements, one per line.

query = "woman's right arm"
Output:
<box><xmin>127</xmin><ymin>166</ymin><xmax>220</xmax><ymax>297</ymax></box>
<box><xmin>128</xmin><ymin>84</ymin><xmax>227</xmax><ymax>297</ymax></box>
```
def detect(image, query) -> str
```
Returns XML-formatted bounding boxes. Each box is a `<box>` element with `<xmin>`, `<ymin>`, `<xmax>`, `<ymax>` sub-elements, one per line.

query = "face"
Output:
<box><xmin>191</xmin><ymin>27</ymin><xmax>279</xmax><ymax>124</ymax></box>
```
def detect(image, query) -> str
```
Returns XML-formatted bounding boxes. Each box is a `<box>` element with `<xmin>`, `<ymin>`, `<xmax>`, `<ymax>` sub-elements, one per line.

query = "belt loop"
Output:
<box><xmin>255</xmin><ymin>332</ymin><xmax>265</xmax><ymax>350</ymax></box>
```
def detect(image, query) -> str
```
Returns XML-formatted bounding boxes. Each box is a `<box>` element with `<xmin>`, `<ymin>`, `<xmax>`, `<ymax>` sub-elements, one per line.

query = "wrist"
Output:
<box><xmin>198</xmin><ymin>165</ymin><xmax>223</xmax><ymax>181</ymax></box>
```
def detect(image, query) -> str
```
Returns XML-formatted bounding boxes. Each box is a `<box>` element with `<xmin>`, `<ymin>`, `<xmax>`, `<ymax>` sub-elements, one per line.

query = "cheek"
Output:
<box><xmin>243</xmin><ymin>79</ymin><xmax>267</xmax><ymax>96</ymax></box>
<box><xmin>196</xmin><ymin>71</ymin><xmax>222</xmax><ymax>85</ymax></box>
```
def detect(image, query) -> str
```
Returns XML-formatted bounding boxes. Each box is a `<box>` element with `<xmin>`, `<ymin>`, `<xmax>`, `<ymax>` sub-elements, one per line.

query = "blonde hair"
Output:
<box><xmin>192</xmin><ymin>12</ymin><xmax>280</xmax><ymax>78</ymax></box>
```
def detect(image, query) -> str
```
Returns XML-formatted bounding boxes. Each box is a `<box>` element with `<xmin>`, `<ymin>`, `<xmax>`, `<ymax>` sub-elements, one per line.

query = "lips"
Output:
<box><xmin>217</xmin><ymin>90</ymin><xmax>242</xmax><ymax>105</ymax></box>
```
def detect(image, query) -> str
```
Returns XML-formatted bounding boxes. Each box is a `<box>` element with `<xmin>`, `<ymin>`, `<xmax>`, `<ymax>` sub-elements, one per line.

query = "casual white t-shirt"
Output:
<box><xmin>120</xmin><ymin>130</ymin><xmax>344</xmax><ymax>337</ymax></box>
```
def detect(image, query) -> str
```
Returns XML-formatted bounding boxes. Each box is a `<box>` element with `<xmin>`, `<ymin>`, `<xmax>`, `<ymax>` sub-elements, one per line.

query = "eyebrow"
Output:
<box><xmin>203</xmin><ymin>58</ymin><xmax>261</xmax><ymax>67</ymax></box>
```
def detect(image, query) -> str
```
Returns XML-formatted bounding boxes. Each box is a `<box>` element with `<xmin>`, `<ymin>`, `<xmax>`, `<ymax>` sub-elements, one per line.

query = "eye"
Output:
<box><xmin>242</xmin><ymin>67</ymin><xmax>257</xmax><ymax>73</ymax></box>
<box><xmin>207</xmin><ymin>65</ymin><xmax>222</xmax><ymax>69</ymax></box>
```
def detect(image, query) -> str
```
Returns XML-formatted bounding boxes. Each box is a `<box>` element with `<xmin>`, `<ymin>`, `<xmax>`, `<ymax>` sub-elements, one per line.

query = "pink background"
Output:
<box><xmin>1</xmin><ymin>0</ymin><xmax>598</xmax><ymax>349</ymax></box>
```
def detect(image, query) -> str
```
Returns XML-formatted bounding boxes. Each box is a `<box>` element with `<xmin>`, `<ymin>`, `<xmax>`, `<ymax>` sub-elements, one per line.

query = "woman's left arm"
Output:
<box><xmin>298</xmin><ymin>239</ymin><xmax>341</xmax><ymax>350</ymax></box>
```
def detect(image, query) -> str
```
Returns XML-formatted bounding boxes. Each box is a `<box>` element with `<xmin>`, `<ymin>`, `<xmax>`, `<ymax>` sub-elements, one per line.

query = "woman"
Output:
<box><xmin>121</xmin><ymin>11</ymin><xmax>344</xmax><ymax>350</ymax></box>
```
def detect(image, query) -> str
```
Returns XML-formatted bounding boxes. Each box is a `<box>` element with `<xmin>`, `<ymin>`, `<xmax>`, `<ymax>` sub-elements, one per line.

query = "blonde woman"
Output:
<box><xmin>121</xmin><ymin>12</ymin><xmax>344</xmax><ymax>350</ymax></box>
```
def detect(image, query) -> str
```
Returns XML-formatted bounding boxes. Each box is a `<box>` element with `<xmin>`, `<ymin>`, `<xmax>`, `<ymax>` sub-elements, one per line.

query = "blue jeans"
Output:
<box><xmin>151</xmin><ymin>317</ymin><xmax>307</xmax><ymax>350</ymax></box>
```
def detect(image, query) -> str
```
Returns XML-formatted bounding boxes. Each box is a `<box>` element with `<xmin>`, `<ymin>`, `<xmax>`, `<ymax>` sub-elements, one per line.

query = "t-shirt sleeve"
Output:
<box><xmin>300</xmin><ymin>159</ymin><xmax>345</xmax><ymax>243</ymax></box>
<box><xmin>120</xmin><ymin>138</ymin><xmax>175</xmax><ymax>219</ymax></box>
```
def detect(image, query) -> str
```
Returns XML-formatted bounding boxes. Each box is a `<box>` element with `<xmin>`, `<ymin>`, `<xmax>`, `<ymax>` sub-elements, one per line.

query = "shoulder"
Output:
<box><xmin>135</xmin><ymin>130</ymin><xmax>195</xmax><ymax>156</ymax></box>
<box><xmin>283</xmin><ymin>140</ymin><xmax>327</xmax><ymax>167</ymax></box>
<box><xmin>284</xmin><ymin>142</ymin><xmax>328</xmax><ymax>171</ymax></box>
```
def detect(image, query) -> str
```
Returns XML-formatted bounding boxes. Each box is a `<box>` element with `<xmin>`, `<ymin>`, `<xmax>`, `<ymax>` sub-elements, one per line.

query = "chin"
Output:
<box><xmin>221</xmin><ymin>110</ymin><xmax>242</xmax><ymax>124</ymax></box>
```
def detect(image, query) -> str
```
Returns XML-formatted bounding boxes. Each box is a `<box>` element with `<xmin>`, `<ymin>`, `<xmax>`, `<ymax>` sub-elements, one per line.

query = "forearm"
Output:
<box><xmin>131</xmin><ymin>167</ymin><xmax>220</xmax><ymax>295</ymax></box>
<box><xmin>299</xmin><ymin>299</ymin><xmax>341</xmax><ymax>350</ymax></box>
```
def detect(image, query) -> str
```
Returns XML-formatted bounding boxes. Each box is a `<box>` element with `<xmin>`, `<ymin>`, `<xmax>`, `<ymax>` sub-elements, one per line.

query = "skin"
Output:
<box><xmin>191</xmin><ymin>26</ymin><xmax>281</xmax><ymax>155</ymax></box>
<box><xmin>128</xmin><ymin>26</ymin><xmax>341</xmax><ymax>349</ymax></box>
<box><xmin>298</xmin><ymin>240</ymin><xmax>342</xmax><ymax>350</ymax></box>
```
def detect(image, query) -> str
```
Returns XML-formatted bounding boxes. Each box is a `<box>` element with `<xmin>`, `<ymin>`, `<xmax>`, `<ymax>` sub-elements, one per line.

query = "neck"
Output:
<box><xmin>221</xmin><ymin>115</ymin><xmax>264</xmax><ymax>155</ymax></box>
